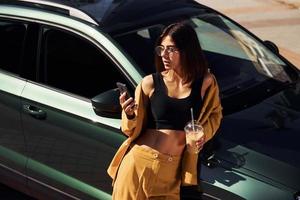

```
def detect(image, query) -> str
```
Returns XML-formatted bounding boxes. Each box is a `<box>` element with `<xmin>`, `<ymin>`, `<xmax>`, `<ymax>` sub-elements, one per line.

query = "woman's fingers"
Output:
<box><xmin>196</xmin><ymin>137</ymin><xmax>205</xmax><ymax>145</ymax></box>
<box><xmin>124</xmin><ymin>104</ymin><xmax>135</xmax><ymax>116</ymax></box>
<box><xmin>119</xmin><ymin>94</ymin><xmax>136</xmax><ymax>116</ymax></box>
<box><xmin>122</xmin><ymin>97</ymin><xmax>134</xmax><ymax>109</ymax></box>
<box><xmin>119</xmin><ymin>92</ymin><xmax>127</xmax><ymax>104</ymax></box>
<box><xmin>119</xmin><ymin>92</ymin><xmax>131</xmax><ymax>107</ymax></box>
<box><xmin>196</xmin><ymin>137</ymin><xmax>205</xmax><ymax>150</ymax></box>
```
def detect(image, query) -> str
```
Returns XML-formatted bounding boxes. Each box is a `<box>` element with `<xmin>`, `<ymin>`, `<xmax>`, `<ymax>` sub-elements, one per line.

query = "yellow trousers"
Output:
<box><xmin>112</xmin><ymin>144</ymin><xmax>181</xmax><ymax>200</ymax></box>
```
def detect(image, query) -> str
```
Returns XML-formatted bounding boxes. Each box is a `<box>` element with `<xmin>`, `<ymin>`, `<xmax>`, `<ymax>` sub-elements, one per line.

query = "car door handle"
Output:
<box><xmin>23</xmin><ymin>104</ymin><xmax>47</xmax><ymax>120</ymax></box>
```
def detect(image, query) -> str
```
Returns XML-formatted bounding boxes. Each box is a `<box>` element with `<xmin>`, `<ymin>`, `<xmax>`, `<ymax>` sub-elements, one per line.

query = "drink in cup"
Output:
<box><xmin>184</xmin><ymin>120</ymin><xmax>204</xmax><ymax>154</ymax></box>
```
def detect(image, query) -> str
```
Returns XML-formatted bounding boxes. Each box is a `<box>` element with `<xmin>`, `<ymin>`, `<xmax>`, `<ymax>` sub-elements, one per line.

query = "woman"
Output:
<box><xmin>107</xmin><ymin>22</ymin><xmax>223</xmax><ymax>200</ymax></box>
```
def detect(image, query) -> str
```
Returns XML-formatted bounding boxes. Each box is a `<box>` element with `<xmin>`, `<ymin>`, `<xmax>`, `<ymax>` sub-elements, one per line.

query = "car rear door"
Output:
<box><xmin>0</xmin><ymin>18</ymin><xmax>29</xmax><ymax>193</ymax></box>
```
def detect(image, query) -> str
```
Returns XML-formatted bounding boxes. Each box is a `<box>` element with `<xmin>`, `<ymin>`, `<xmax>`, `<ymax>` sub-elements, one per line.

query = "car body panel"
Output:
<box><xmin>0</xmin><ymin>72</ymin><xmax>28</xmax><ymax>191</ymax></box>
<box><xmin>201</xmin><ymin>164</ymin><xmax>293</xmax><ymax>200</ymax></box>
<box><xmin>21</xmin><ymin>82</ymin><xmax>121</xmax><ymax>129</ymax></box>
<box><xmin>200</xmin><ymin>81</ymin><xmax>300</xmax><ymax>199</ymax></box>
<box><xmin>216</xmin><ymin>84</ymin><xmax>300</xmax><ymax>185</ymax></box>
<box><xmin>21</xmin><ymin>82</ymin><xmax>126</xmax><ymax>199</ymax></box>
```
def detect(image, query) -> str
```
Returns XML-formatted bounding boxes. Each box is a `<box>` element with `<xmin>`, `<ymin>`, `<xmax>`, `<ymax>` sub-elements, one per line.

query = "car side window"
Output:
<box><xmin>40</xmin><ymin>28</ymin><xmax>128</xmax><ymax>99</ymax></box>
<box><xmin>0</xmin><ymin>19</ymin><xmax>27</xmax><ymax>75</ymax></box>
<box><xmin>114</xmin><ymin>26</ymin><xmax>163</xmax><ymax>75</ymax></box>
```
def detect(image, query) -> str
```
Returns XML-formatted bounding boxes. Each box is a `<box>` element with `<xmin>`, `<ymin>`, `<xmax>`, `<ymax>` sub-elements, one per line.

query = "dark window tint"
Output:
<box><xmin>0</xmin><ymin>20</ymin><xmax>26</xmax><ymax>74</ymax></box>
<box><xmin>114</xmin><ymin>26</ymin><xmax>163</xmax><ymax>75</ymax></box>
<box><xmin>41</xmin><ymin>28</ymin><xmax>127</xmax><ymax>98</ymax></box>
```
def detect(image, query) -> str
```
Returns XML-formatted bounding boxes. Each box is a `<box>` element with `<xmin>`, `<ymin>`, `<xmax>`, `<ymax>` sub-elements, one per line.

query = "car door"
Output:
<box><xmin>0</xmin><ymin>18</ymin><xmax>29</xmax><ymax>192</ymax></box>
<box><xmin>21</xmin><ymin>26</ymin><xmax>135</xmax><ymax>199</ymax></box>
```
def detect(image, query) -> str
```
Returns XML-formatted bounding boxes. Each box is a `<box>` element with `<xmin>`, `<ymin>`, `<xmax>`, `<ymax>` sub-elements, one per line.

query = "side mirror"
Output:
<box><xmin>264</xmin><ymin>40</ymin><xmax>279</xmax><ymax>55</ymax></box>
<box><xmin>91</xmin><ymin>88</ymin><xmax>121</xmax><ymax>118</ymax></box>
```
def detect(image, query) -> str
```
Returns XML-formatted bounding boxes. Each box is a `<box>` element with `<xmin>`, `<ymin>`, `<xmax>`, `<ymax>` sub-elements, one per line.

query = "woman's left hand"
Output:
<box><xmin>195</xmin><ymin>135</ymin><xmax>205</xmax><ymax>152</ymax></box>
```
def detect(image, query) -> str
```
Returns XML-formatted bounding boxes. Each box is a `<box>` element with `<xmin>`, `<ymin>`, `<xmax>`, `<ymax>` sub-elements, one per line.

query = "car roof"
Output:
<box><xmin>96</xmin><ymin>0</ymin><xmax>206</xmax><ymax>33</ymax></box>
<box><xmin>0</xmin><ymin>0</ymin><xmax>99</xmax><ymax>25</ymax></box>
<box><xmin>0</xmin><ymin>0</ymin><xmax>208</xmax><ymax>33</ymax></box>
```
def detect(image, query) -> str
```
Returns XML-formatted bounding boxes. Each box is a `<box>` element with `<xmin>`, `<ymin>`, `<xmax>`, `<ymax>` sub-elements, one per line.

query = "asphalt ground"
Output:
<box><xmin>199</xmin><ymin>0</ymin><xmax>300</xmax><ymax>69</ymax></box>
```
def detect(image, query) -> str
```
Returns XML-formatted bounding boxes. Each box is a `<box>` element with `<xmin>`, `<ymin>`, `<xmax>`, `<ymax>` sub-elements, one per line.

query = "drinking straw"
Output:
<box><xmin>190</xmin><ymin>107</ymin><xmax>195</xmax><ymax>131</ymax></box>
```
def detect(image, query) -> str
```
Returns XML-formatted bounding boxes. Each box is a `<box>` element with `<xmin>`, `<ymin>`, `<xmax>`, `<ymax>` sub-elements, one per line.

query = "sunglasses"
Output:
<box><xmin>155</xmin><ymin>45</ymin><xmax>179</xmax><ymax>56</ymax></box>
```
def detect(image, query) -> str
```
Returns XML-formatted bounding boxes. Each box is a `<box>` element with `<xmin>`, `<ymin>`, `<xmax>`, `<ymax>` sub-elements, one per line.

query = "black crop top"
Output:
<box><xmin>147</xmin><ymin>73</ymin><xmax>203</xmax><ymax>130</ymax></box>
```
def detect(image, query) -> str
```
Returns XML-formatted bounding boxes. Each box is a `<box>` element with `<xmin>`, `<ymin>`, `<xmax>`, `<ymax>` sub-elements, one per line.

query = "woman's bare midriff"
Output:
<box><xmin>135</xmin><ymin>129</ymin><xmax>186</xmax><ymax>156</ymax></box>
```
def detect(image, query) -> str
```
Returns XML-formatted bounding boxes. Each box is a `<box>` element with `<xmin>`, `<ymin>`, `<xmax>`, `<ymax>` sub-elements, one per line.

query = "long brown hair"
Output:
<box><xmin>155</xmin><ymin>22</ymin><xmax>209</xmax><ymax>84</ymax></box>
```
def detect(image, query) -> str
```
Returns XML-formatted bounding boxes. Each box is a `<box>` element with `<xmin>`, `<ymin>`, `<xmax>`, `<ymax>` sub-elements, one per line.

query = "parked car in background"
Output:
<box><xmin>0</xmin><ymin>0</ymin><xmax>299</xmax><ymax>199</ymax></box>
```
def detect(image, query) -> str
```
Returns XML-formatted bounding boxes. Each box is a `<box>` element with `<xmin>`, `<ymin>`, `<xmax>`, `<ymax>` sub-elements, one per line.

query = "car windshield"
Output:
<box><xmin>113</xmin><ymin>12</ymin><xmax>293</xmax><ymax>97</ymax></box>
<box><xmin>191</xmin><ymin>14</ymin><xmax>292</xmax><ymax>93</ymax></box>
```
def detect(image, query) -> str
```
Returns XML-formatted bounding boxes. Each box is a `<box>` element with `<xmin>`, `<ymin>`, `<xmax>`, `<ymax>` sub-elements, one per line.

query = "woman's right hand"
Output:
<box><xmin>119</xmin><ymin>92</ymin><xmax>136</xmax><ymax>118</ymax></box>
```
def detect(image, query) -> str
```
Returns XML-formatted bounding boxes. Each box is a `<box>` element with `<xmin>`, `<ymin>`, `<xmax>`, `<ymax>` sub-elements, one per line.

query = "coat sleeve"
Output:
<box><xmin>121</xmin><ymin>82</ymin><xmax>148</xmax><ymax>137</ymax></box>
<box><xmin>181</xmin><ymin>75</ymin><xmax>223</xmax><ymax>186</ymax></box>
<box><xmin>199</xmin><ymin>75</ymin><xmax>223</xmax><ymax>142</ymax></box>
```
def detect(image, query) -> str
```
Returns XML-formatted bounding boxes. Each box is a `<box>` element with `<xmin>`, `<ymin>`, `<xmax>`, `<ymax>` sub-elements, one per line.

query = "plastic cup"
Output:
<box><xmin>184</xmin><ymin>120</ymin><xmax>204</xmax><ymax>154</ymax></box>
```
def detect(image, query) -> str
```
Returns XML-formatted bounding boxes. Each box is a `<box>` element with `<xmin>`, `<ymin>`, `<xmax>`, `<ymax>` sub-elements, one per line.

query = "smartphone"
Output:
<box><xmin>116</xmin><ymin>82</ymin><xmax>130</xmax><ymax>98</ymax></box>
<box><xmin>116</xmin><ymin>82</ymin><xmax>137</xmax><ymax>110</ymax></box>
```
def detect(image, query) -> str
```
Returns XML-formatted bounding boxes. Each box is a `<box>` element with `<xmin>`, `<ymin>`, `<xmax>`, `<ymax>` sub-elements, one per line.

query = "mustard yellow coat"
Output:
<box><xmin>107</xmin><ymin>74</ymin><xmax>223</xmax><ymax>186</ymax></box>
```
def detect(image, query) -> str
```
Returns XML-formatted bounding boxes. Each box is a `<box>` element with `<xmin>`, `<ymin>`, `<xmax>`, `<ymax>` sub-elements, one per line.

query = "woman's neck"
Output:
<box><xmin>164</xmin><ymin>70</ymin><xmax>190</xmax><ymax>87</ymax></box>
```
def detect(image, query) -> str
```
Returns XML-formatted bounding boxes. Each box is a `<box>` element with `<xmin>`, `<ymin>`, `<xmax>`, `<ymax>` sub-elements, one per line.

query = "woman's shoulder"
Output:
<box><xmin>141</xmin><ymin>74</ymin><xmax>155</xmax><ymax>96</ymax></box>
<box><xmin>142</xmin><ymin>74</ymin><xmax>154</xmax><ymax>87</ymax></box>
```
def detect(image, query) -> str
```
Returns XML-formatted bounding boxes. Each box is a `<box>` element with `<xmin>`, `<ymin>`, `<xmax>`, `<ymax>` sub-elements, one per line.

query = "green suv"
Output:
<box><xmin>0</xmin><ymin>0</ymin><xmax>299</xmax><ymax>200</ymax></box>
